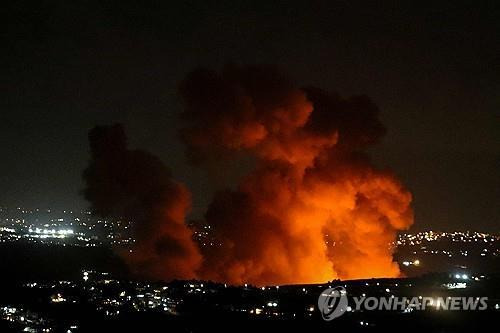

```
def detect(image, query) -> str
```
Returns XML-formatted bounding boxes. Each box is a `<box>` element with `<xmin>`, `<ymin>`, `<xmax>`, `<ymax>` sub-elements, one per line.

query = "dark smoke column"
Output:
<box><xmin>83</xmin><ymin>124</ymin><xmax>201</xmax><ymax>280</ymax></box>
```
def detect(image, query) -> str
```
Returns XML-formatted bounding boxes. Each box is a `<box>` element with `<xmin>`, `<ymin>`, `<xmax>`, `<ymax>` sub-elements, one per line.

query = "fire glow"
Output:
<box><xmin>83</xmin><ymin>65</ymin><xmax>413</xmax><ymax>286</ymax></box>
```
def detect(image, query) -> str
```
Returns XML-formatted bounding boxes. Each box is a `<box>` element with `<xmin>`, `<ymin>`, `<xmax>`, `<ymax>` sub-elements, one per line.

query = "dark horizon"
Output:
<box><xmin>1</xmin><ymin>1</ymin><xmax>499</xmax><ymax>233</ymax></box>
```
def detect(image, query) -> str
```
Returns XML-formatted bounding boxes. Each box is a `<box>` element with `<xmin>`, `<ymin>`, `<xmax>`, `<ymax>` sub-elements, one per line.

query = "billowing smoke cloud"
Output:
<box><xmin>179</xmin><ymin>64</ymin><xmax>413</xmax><ymax>285</ymax></box>
<box><xmin>83</xmin><ymin>124</ymin><xmax>201</xmax><ymax>280</ymax></box>
<box><xmin>82</xmin><ymin>64</ymin><xmax>413</xmax><ymax>286</ymax></box>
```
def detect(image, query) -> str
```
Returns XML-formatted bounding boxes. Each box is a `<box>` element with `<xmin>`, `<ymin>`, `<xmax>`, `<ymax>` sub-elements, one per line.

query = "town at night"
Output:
<box><xmin>1</xmin><ymin>1</ymin><xmax>498</xmax><ymax>332</ymax></box>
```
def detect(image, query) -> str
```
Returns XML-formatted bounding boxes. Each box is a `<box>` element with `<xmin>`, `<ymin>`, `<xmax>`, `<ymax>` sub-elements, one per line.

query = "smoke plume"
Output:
<box><xmin>83</xmin><ymin>64</ymin><xmax>413</xmax><ymax>286</ymax></box>
<box><xmin>179</xmin><ymin>65</ymin><xmax>413</xmax><ymax>285</ymax></box>
<box><xmin>83</xmin><ymin>124</ymin><xmax>202</xmax><ymax>280</ymax></box>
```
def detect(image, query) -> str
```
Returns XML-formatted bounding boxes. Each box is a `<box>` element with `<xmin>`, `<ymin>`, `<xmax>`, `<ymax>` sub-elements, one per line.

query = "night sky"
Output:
<box><xmin>1</xmin><ymin>1</ymin><xmax>498</xmax><ymax>232</ymax></box>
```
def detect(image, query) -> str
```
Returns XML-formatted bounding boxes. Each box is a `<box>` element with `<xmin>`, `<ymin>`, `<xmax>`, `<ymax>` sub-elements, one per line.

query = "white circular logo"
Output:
<box><xmin>317</xmin><ymin>286</ymin><xmax>348</xmax><ymax>321</ymax></box>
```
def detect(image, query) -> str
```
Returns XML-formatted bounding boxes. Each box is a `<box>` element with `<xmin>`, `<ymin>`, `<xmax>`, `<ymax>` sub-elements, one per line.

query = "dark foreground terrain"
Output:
<box><xmin>1</xmin><ymin>240</ymin><xmax>499</xmax><ymax>332</ymax></box>
<box><xmin>1</xmin><ymin>270</ymin><xmax>499</xmax><ymax>332</ymax></box>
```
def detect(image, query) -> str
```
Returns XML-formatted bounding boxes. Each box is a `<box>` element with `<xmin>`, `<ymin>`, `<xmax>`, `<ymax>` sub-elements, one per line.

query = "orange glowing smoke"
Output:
<box><xmin>180</xmin><ymin>65</ymin><xmax>413</xmax><ymax>285</ymax></box>
<box><xmin>83</xmin><ymin>65</ymin><xmax>413</xmax><ymax>286</ymax></box>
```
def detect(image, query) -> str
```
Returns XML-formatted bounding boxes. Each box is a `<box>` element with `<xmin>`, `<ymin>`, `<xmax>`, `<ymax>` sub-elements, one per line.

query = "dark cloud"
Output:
<box><xmin>83</xmin><ymin>124</ymin><xmax>201</xmax><ymax>280</ymax></box>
